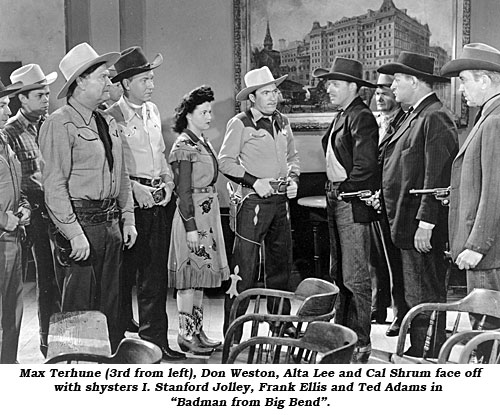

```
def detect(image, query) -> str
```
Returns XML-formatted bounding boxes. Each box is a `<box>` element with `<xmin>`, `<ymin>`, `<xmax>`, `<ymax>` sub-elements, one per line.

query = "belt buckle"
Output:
<box><xmin>106</xmin><ymin>210</ymin><xmax>117</xmax><ymax>222</ymax></box>
<box><xmin>151</xmin><ymin>178</ymin><xmax>162</xmax><ymax>187</ymax></box>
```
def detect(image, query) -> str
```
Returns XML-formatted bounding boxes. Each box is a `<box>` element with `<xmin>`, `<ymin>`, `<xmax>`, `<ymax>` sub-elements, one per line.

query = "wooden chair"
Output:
<box><xmin>437</xmin><ymin>329</ymin><xmax>500</xmax><ymax>363</ymax></box>
<box><xmin>222</xmin><ymin>278</ymin><xmax>339</xmax><ymax>363</ymax></box>
<box><xmin>225</xmin><ymin>321</ymin><xmax>357</xmax><ymax>364</ymax></box>
<box><xmin>458</xmin><ymin>331</ymin><xmax>500</xmax><ymax>364</ymax></box>
<box><xmin>393</xmin><ymin>288</ymin><xmax>500</xmax><ymax>364</ymax></box>
<box><xmin>45</xmin><ymin>338</ymin><xmax>163</xmax><ymax>364</ymax></box>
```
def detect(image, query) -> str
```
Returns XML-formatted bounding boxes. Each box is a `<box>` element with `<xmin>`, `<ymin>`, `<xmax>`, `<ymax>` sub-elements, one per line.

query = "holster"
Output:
<box><xmin>227</xmin><ymin>182</ymin><xmax>241</xmax><ymax>233</ymax></box>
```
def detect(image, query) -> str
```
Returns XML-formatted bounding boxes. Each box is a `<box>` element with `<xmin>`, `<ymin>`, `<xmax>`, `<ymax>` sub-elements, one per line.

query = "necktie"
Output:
<box><xmin>93</xmin><ymin>111</ymin><xmax>114</xmax><ymax>172</ymax></box>
<box><xmin>473</xmin><ymin>107</ymin><xmax>482</xmax><ymax>126</ymax></box>
<box><xmin>400</xmin><ymin>106</ymin><xmax>413</xmax><ymax>124</ymax></box>
<box><xmin>257</xmin><ymin>116</ymin><xmax>274</xmax><ymax>138</ymax></box>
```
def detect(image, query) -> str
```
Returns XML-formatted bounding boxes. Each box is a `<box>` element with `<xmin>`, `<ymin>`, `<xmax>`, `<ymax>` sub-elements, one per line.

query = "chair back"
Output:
<box><xmin>225</xmin><ymin>321</ymin><xmax>357</xmax><ymax>364</ymax></box>
<box><xmin>458</xmin><ymin>331</ymin><xmax>500</xmax><ymax>364</ymax></box>
<box><xmin>295</xmin><ymin>278</ymin><xmax>339</xmax><ymax>318</ymax></box>
<box><xmin>110</xmin><ymin>338</ymin><xmax>163</xmax><ymax>364</ymax></box>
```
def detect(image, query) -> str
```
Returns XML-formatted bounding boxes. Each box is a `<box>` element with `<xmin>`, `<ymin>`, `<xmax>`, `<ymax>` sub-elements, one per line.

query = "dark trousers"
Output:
<box><xmin>400</xmin><ymin>232</ymin><xmax>448</xmax><ymax>356</ymax></box>
<box><xmin>25</xmin><ymin>204</ymin><xmax>59</xmax><ymax>353</ymax></box>
<box><xmin>121</xmin><ymin>201</ymin><xmax>175</xmax><ymax>348</ymax></box>
<box><xmin>368</xmin><ymin>216</ymin><xmax>407</xmax><ymax>322</ymax></box>
<box><xmin>223</xmin><ymin>194</ymin><xmax>293</xmax><ymax>335</ymax></box>
<box><xmin>52</xmin><ymin>217</ymin><xmax>123</xmax><ymax>351</ymax></box>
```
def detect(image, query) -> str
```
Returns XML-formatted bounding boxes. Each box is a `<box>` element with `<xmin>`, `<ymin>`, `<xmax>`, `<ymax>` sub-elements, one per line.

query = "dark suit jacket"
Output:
<box><xmin>381</xmin><ymin>93</ymin><xmax>458</xmax><ymax>249</ymax></box>
<box><xmin>321</xmin><ymin>96</ymin><xmax>379</xmax><ymax>223</ymax></box>
<box><xmin>449</xmin><ymin>96</ymin><xmax>500</xmax><ymax>269</ymax></box>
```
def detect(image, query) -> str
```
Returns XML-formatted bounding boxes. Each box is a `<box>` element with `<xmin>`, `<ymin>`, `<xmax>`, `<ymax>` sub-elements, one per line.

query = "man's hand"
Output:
<box><xmin>414</xmin><ymin>227</ymin><xmax>432</xmax><ymax>253</ymax></box>
<box><xmin>187</xmin><ymin>230</ymin><xmax>199</xmax><ymax>252</ymax></box>
<box><xmin>253</xmin><ymin>178</ymin><xmax>274</xmax><ymax>198</ymax></box>
<box><xmin>18</xmin><ymin>206</ymin><xmax>31</xmax><ymax>226</ymax></box>
<box><xmin>132</xmin><ymin>182</ymin><xmax>156</xmax><ymax>209</ymax></box>
<box><xmin>455</xmin><ymin>249</ymin><xmax>483</xmax><ymax>270</ymax></box>
<box><xmin>362</xmin><ymin>189</ymin><xmax>381</xmax><ymax>213</ymax></box>
<box><xmin>123</xmin><ymin>225</ymin><xmax>137</xmax><ymax>249</ymax></box>
<box><xmin>69</xmin><ymin>233</ymin><xmax>90</xmax><ymax>261</ymax></box>
<box><xmin>286</xmin><ymin>180</ymin><xmax>298</xmax><ymax>199</ymax></box>
<box><xmin>156</xmin><ymin>183</ymin><xmax>173</xmax><ymax>206</ymax></box>
<box><xmin>3</xmin><ymin>211</ymin><xmax>20</xmax><ymax>232</ymax></box>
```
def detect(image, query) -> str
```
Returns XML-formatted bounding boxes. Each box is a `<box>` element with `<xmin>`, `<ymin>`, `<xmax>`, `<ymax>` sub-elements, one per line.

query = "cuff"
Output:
<box><xmin>418</xmin><ymin>220</ymin><xmax>435</xmax><ymax>230</ymax></box>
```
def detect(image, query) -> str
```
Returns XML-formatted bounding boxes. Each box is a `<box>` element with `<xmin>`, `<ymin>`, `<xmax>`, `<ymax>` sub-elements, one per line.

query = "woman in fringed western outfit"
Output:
<box><xmin>168</xmin><ymin>86</ymin><xmax>229</xmax><ymax>355</ymax></box>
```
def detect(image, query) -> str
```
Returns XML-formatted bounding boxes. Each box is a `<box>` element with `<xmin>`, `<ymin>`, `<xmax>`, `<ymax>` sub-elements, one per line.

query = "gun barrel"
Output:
<box><xmin>409</xmin><ymin>188</ymin><xmax>450</xmax><ymax>195</ymax></box>
<box><xmin>339</xmin><ymin>190</ymin><xmax>372</xmax><ymax>199</ymax></box>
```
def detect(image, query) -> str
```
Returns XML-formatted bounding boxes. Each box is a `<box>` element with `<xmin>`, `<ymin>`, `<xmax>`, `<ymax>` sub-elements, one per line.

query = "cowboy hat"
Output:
<box><xmin>375</xmin><ymin>73</ymin><xmax>394</xmax><ymax>88</ymax></box>
<box><xmin>313</xmin><ymin>57</ymin><xmax>375</xmax><ymax>88</ymax></box>
<box><xmin>441</xmin><ymin>43</ymin><xmax>500</xmax><ymax>77</ymax></box>
<box><xmin>57</xmin><ymin>42</ymin><xmax>120</xmax><ymax>99</ymax></box>
<box><xmin>111</xmin><ymin>47</ymin><xmax>163</xmax><ymax>83</ymax></box>
<box><xmin>0</xmin><ymin>79</ymin><xmax>22</xmax><ymax>99</ymax></box>
<box><xmin>236</xmin><ymin>66</ymin><xmax>287</xmax><ymax>101</ymax></box>
<box><xmin>378</xmin><ymin>51</ymin><xmax>450</xmax><ymax>83</ymax></box>
<box><xmin>10</xmin><ymin>64</ymin><xmax>58</xmax><ymax>94</ymax></box>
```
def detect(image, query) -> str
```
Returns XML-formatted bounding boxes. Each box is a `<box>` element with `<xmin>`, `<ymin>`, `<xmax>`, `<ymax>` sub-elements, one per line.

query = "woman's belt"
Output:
<box><xmin>192</xmin><ymin>185</ymin><xmax>216</xmax><ymax>193</ymax></box>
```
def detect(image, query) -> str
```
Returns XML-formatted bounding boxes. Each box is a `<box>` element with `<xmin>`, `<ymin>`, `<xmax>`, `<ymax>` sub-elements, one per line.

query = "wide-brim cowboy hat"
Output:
<box><xmin>10</xmin><ymin>64</ymin><xmax>58</xmax><ymax>94</ymax></box>
<box><xmin>236</xmin><ymin>66</ymin><xmax>287</xmax><ymax>101</ymax></box>
<box><xmin>111</xmin><ymin>46</ymin><xmax>163</xmax><ymax>83</ymax></box>
<box><xmin>378</xmin><ymin>51</ymin><xmax>450</xmax><ymax>83</ymax></box>
<box><xmin>0</xmin><ymin>80</ymin><xmax>22</xmax><ymax>99</ymax></box>
<box><xmin>313</xmin><ymin>57</ymin><xmax>375</xmax><ymax>88</ymax></box>
<box><xmin>57</xmin><ymin>42</ymin><xmax>120</xmax><ymax>99</ymax></box>
<box><xmin>441</xmin><ymin>43</ymin><xmax>500</xmax><ymax>77</ymax></box>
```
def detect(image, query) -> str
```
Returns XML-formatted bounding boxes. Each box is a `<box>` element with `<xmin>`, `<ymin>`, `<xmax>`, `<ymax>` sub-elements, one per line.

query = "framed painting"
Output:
<box><xmin>233</xmin><ymin>0</ymin><xmax>471</xmax><ymax>130</ymax></box>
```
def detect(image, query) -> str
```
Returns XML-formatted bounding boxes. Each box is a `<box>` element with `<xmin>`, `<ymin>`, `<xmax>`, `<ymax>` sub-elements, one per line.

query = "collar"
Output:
<box><xmin>183</xmin><ymin>128</ymin><xmax>201</xmax><ymax>144</ymax></box>
<box><xmin>480</xmin><ymin>92</ymin><xmax>500</xmax><ymax>115</ymax></box>
<box><xmin>68</xmin><ymin>97</ymin><xmax>94</xmax><ymax>124</ymax></box>
<box><xmin>338</xmin><ymin>95</ymin><xmax>359</xmax><ymax>112</ymax></box>
<box><xmin>411</xmin><ymin>92</ymin><xmax>436</xmax><ymax>112</ymax></box>
<box><xmin>119</xmin><ymin>96</ymin><xmax>152</xmax><ymax>123</ymax></box>
<box><xmin>19</xmin><ymin>109</ymin><xmax>42</xmax><ymax>125</ymax></box>
<box><xmin>250</xmin><ymin>107</ymin><xmax>272</xmax><ymax>122</ymax></box>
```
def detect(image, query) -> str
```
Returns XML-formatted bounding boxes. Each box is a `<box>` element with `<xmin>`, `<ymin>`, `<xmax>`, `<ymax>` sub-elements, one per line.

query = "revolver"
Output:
<box><xmin>338</xmin><ymin>190</ymin><xmax>373</xmax><ymax>201</ymax></box>
<box><xmin>409</xmin><ymin>187</ymin><xmax>450</xmax><ymax>206</ymax></box>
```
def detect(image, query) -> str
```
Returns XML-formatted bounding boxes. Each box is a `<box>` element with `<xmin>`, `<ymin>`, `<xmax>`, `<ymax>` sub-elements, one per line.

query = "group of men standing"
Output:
<box><xmin>1</xmin><ymin>40</ymin><xmax>500</xmax><ymax>364</ymax></box>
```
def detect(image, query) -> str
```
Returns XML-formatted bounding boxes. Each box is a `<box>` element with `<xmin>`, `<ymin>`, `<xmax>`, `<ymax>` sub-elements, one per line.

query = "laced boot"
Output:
<box><xmin>177</xmin><ymin>312</ymin><xmax>214</xmax><ymax>356</ymax></box>
<box><xmin>193</xmin><ymin>305</ymin><xmax>222</xmax><ymax>348</ymax></box>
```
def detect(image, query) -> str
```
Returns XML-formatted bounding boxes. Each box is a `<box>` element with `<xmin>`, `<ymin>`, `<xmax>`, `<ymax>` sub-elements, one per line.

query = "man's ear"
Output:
<box><xmin>248</xmin><ymin>93</ymin><xmax>256</xmax><ymax>104</ymax></box>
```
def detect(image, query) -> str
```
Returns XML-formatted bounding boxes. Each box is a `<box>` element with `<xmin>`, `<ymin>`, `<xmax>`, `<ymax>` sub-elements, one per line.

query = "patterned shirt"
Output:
<box><xmin>3</xmin><ymin>110</ymin><xmax>44</xmax><ymax>196</ymax></box>
<box><xmin>39</xmin><ymin>97</ymin><xmax>135</xmax><ymax>240</ymax></box>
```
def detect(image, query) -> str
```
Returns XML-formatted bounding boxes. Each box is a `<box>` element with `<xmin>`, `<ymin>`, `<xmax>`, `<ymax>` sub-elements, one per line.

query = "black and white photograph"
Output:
<box><xmin>0</xmin><ymin>0</ymin><xmax>498</xmax><ymax>412</ymax></box>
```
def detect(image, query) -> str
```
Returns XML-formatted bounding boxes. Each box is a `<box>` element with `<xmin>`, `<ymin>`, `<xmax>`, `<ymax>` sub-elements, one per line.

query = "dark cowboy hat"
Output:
<box><xmin>441</xmin><ymin>43</ymin><xmax>500</xmax><ymax>77</ymax></box>
<box><xmin>112</xmin><ymin>46</ymin><xmax>163</xmax><ymax>83</ymax></box>
<box><xmin>0</xmin><ymin>79</ymin><xmax>22</xmax><ymax>99</ymax></box>
<box><xmin>378</xmin><ymin>52</ymin><xmax>450</xmax><ymax>83</ymax></box>
<box><xmin>313</xmin><ymin>57</ymin><xmax>375</xmax><ymax>88</ymax></box>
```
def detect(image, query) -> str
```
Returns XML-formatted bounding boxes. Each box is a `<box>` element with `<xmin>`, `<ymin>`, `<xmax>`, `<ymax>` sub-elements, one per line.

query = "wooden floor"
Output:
<box><xmin>17</xmin><ymin>279</ymin><xmax>469</xmax><ymax>364</ymax></box>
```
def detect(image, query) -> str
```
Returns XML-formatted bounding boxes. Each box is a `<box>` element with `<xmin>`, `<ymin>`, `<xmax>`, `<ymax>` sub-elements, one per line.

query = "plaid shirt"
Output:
<box><xmin>3</xmin><ymin>110</ymin><xmax>44</xmax><ymax>197</ymax></box>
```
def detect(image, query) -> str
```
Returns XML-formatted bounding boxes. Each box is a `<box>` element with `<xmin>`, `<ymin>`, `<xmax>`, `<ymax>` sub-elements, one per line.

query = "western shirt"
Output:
<box><xmin>39</xmin><ymin>97</ymin><xmax>135</xmax><ymax>240</ymax></box>
<box><xmin>218</xmin><ymin>107</ymin><xmax>300</xmax><ymax>186</ymax></box>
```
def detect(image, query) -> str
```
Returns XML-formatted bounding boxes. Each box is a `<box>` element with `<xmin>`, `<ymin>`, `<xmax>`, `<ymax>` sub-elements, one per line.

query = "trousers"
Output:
<box><xmin>223</xmin><ymin>194</ymin><xmax>293</xmax><ymax>335</ymax></box>
<box><xmin>327</xmin><ymin>192</ymin><xmax>372</xmax><ymax>347</ymax></box>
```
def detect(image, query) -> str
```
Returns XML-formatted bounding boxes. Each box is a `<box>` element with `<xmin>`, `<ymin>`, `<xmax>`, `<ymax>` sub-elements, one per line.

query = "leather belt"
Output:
<box><xmin>130</xmin><ymin>176</ymin><xmax>162</xmax><ymax>187</ymax></box>
<box><xmin>74</xmin><ymin>209</ymin><xmax>120</xmax><ymax>224</ymax></box>
<box><xmin>192</xmin><ymin>186</ymin><xmax>216</xmax><ymax>194</ymax></box>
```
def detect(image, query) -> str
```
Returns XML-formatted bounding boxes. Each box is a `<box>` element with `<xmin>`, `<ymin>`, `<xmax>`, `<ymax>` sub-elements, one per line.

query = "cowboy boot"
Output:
<box><xmin>177</xmin><ymin>312</ymin><xmax>214</xmax><ymax>356</ymax></box>
<box><xmin>193</xmin><ymin>305</ymin><xmax>222</xmax><ymax>348</ymax></box>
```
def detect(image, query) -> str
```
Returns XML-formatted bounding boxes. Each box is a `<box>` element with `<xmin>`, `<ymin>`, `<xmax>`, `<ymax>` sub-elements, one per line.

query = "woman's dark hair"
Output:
<box><xmin>173</xmin><ymin>85</ymin><xmax>214</xmax><ymax>133</ymax></box>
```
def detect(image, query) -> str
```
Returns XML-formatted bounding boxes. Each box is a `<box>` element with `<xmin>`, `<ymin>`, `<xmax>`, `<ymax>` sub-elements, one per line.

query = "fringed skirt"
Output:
<box><xmin>168</xmin><ymin>191</ymin><xmax>229</xmax><ymax>289</ymax></box>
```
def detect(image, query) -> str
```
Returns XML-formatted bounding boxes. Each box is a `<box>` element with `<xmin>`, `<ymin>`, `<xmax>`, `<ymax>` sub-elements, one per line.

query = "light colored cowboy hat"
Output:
<box><xmin>375</xmin><ymin>73</ymin><xmax>394</xmax><ymax>87</ymax></box>
<box><xmin>111</xmin><ymin>46</ymin><xmax>163</xmax><ymax>83</ymax></box>
<box><xmin>57</xmin><ymin>42</ymin><xmax>120</xmax><ymax>99</ymax></box>
<box><xmin>378</xmin><ymin>51</ymin><xmax>450</xmax><ymax>83</ymax></box>
<box><xmin>236</xmin><ymin>66</ymin><xmax>287</xmax><ymax>101</ymax></box>
<box><xmin>10</xmin><ymin>64</ymin><xmax>58</xmax><ymax>94</ymax></box>
<box><xmin>441</xmin><ymin>43</ymin><xmax>500</xmax><ymax>77</ymax></box>
<box><xmin>313</xmin><ymin>57</ymin><xmax>375</xmax><ymax>88</ymax></box>
<box><xmin>0</xmin><ymin>79</ymin><xmax>22</xmax><ymax>99</ymax></box>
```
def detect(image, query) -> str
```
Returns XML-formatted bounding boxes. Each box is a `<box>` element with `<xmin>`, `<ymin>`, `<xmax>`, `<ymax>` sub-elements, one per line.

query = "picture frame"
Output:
<box><xmin>233</xmin><ymin>0</ymin><xmax>471</xmax><ymax>131</ymax></box>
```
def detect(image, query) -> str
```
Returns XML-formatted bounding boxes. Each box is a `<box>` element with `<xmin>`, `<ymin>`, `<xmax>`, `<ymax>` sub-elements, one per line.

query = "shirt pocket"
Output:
<box><xmin>17</xmin><ymin>149</ymin><xmax>41</xmax><ymax>172</ymax></box>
